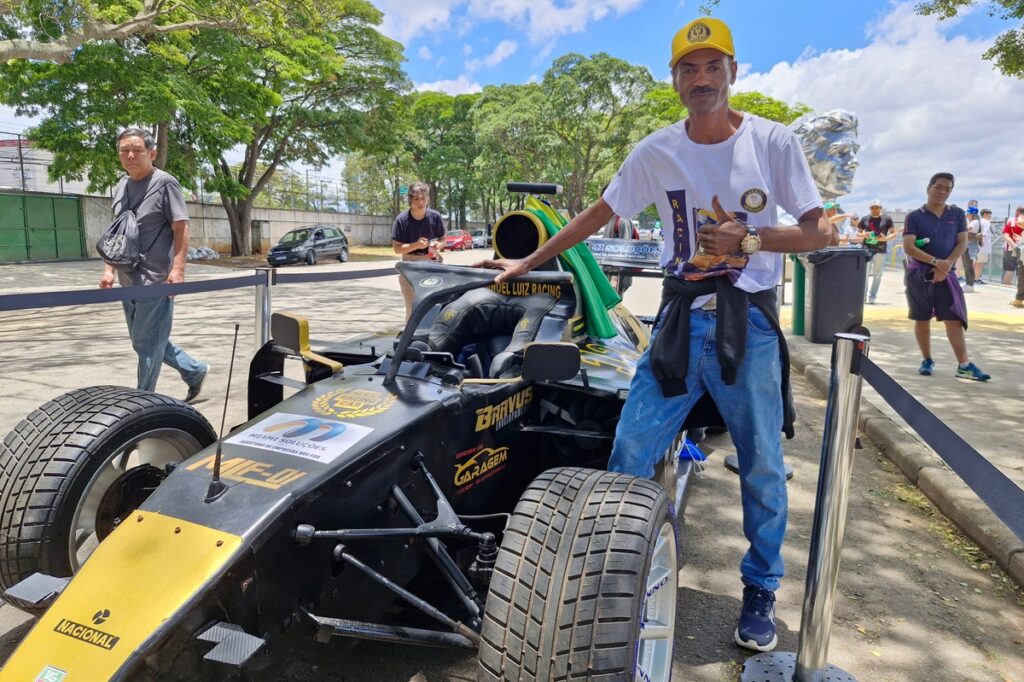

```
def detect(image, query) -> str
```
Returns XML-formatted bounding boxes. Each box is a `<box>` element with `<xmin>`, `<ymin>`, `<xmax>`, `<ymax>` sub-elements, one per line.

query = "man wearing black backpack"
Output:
<box><xmin>98</xmin><ymin>127</ymin><xmax>210</xmax><ymax>402</ymax></box>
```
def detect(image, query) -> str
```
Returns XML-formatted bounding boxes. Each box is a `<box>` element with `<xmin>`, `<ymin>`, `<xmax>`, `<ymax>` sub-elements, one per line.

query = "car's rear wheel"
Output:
<box><xmin>478</xmin><ymin>467</ymin><xmax>677</xmax><ymax>682</ymax></box>
<box><xmin>0</xmin><ymin>386</ymin><xmax>215</xmax><ymax>613</ymax></box>
<box><xmin>306</xmin><ymin>250</ymin><xmax>316</xmax><ymax>265</ymax></box>
<box><xmin>338</xmin><ymin>246</ymin><xmax>349</xmax><ymax>263</ymax></box>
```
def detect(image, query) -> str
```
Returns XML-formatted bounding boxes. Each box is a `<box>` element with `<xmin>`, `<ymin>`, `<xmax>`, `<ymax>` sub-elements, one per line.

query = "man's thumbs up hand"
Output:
<box><xmin>697</xmin><ymin>195</ymin><xmax>745</xmax><ymax>256</ymax></box>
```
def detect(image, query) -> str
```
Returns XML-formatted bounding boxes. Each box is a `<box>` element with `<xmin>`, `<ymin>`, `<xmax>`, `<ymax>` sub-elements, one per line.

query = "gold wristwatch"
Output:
<box><xmin>740</xmin><ymin>224</ymin><xmax>761</xmax><ymax>255</ymax></box>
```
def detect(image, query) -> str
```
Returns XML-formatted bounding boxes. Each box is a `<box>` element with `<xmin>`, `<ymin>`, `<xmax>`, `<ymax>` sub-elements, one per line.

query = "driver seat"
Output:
<box><xmin>428</xmin><ymin>288</ymin><xmax>559</xmax><ymax>378</ymax></box>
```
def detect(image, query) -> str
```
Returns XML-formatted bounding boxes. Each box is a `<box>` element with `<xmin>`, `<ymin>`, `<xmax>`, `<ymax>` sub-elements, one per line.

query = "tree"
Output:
<box><xmin>1</xmin><ymin>0</ymin><xmax>405</xmax><ymax>255</ymax></box>
<box><xmin>0</xmin><ymin>0</ymin><xmax>280</xmax><ymax>62</ymax></box>
<box><xmin>472</xmin><ymin>83</ymin><xmax>555</xmax><ymax>223</ymax></box>
<box><xmin>406</xmin><ymin>91</ymin><xmax>480</xmax><ymax>229</ymax></box>
<box><xmin>916</xmin><ymin>0</ymin><xmax>1024</xmax><ymax>78</ymax></box>
<box><xmin>540</xmin><ymin>53</ymin><xmax>655</xmax><ymax>216</ymax></box>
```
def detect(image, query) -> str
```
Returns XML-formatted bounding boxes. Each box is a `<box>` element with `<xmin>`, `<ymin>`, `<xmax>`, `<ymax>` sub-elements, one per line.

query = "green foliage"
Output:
<box><xmin>0</xmin><ymin>0</ymin><xmax>405</xmax><ymax>254</ymax></box>
<box><xmin>540</xmin><ymin>53</ymin><xmax>656</xmax><ymax>215</ymax></box>
<box><xmin>730</xmin><ymin>91</ymin><xmax>811</xmax><ymax>124</ymax></box>
<box><xmin>917</xmin><ymin>1</ymin><xmax>1024</xmax><ymax>78</ymax></box>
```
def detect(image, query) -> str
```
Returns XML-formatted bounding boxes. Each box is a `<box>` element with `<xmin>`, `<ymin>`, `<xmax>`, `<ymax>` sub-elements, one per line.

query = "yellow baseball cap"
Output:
<box><xmin>669</xmin><ymin>17</ymin><xmax>735</xmax><ymax>68</ymax></box>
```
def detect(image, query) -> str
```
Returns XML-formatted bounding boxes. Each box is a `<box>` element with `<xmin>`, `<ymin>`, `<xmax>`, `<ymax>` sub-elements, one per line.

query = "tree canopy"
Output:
<box><xmin>0</xmin><ymin>0</ymin><xmax>288</xmax><ymax>62</ymax></box>
<box><xmin>0</xmin><ymin>0</ymin><xmax>405</xmax><ymax>254</ymax></box>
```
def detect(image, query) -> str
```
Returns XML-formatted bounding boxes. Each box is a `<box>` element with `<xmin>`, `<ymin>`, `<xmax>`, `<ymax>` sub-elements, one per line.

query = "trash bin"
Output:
<box><xmin>800</xmin><ymin>247</ymin><xmax>871</xmax><ymax>344</ymax></box>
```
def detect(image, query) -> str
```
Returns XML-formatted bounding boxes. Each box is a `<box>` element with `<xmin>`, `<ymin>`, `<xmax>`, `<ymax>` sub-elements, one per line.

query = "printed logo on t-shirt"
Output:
<box><xmin>687</xmin><ymin>23</ymin><xmax>711</xmax><ymax>43</ymax></box>
<box><xmin>740</xmin><ymin>189</ymin><xmax>767</xmax><ymax>213</ymax></box>
<box><xmin>664</xmin><ymin>189</ymin><xmax>749</xmax><ymax>281</ymax></box>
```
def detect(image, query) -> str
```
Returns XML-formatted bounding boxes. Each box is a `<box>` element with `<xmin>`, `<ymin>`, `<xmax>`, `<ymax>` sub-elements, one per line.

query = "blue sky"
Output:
<box><xmin>377</xmin><ymin>0</ymin><xmax>1024</xmax><ymax>215</ymax></box>
<box><xmin>394</xmin><ymin>0</ymin><xmax>1006</xmax><ymax>88</ymax></box>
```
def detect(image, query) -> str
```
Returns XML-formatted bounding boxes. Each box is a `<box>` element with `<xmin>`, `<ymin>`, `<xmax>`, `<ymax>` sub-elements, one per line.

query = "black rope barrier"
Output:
<box><xmin>0</xmin><ymin>266</ymin><xmax>398</xmax><ymax>313</ymax></box>
<box><xmin>273</xmin><ymin>267</ymin><xmax>395</xmax><ymax>285</ymax></box>
<box><xmin>859</xmin><ymin>356</ymin><xmax>1024</xmax><ymax>543</ymax></box>
<box><xmin>0</xmin><ymin>274</ymin><xmax>262</xmax><ymax>312</ymax></box>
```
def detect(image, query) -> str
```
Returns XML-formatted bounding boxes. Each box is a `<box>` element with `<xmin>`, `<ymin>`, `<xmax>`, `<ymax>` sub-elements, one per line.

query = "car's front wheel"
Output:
<box><xmin>478</xmin><ymin>468</ymin><xmax>677</xmax><ymax>682</ymax></box>
<box><xmin>306</xmin><ymin>250</ymin><xmax>316</xmax><ymax>265</ymax></box>
<box><xmin>0</xmin><ymin>387</ymin><xmax>216</xmax><ymax>614</ymax></box>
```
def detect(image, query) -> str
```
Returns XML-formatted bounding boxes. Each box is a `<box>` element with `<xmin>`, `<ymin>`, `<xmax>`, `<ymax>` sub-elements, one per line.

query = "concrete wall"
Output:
<box><xmin>81</xmin><ymin>196</ymin><xmax>488</xmax><ymax>257</ymax></box>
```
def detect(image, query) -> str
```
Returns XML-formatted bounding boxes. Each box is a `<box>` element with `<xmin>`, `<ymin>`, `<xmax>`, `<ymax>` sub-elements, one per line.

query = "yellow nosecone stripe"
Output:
<box><xmin>0</xmin><ymin>511</ymin><xmax>242</xmax><ymax>681</ymax></box>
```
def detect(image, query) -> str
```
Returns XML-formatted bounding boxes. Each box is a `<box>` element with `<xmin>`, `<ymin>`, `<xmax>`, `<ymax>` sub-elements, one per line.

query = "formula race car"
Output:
<box><xmin>0</xmin><ymin>185</ymin><xmax>698</xmax><ymax>681</ymax></box>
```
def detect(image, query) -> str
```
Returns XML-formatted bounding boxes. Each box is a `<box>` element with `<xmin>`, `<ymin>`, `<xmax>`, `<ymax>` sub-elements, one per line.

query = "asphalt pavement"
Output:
<box><xmin>0</xmin><ymin>252</ymin><xmax>1021</xmax><ymax>680</ymax></box>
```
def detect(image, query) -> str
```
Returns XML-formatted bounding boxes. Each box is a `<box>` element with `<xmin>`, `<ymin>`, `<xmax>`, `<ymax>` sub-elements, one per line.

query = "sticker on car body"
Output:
<box><xmin>35</xmin><ymin>666</ymin><xmax>67</xmax><ymax>682</ymax></box>
<box><xmin>225</xmin><ymin>412</ymin><xmax>372</xmax><ymax>464</ymax></box>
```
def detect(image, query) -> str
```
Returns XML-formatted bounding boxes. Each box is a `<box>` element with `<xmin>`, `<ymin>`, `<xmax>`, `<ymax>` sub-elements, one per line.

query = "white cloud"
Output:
<box><xmin>416</xmin><ymin>75</ymin><xmax>483</xmax><ymax>95</ymax></box>
<box><xmin>469</xmin><ymin>0</ymin><xmax>643</xmax><ymax>42</ymax></box>
<box><xmin>736</xmin><ymin>1</ymin><xmax>1024</xmax><ymax>214</ymax></box>
<box><xmin>418</xmin><ymin>46</ymin><xmax>433</xmax><ymax>60</ymax></box>
<box><xmin>375</xmin><ymin>0</ymin><xmax>463</xmax><ymax>43</ymax></box>
<box><xmin>466</xmin><ymin>39</ymin><xmax>518</xmax><ymax>73</ymax></box>
<box><xmin>436</xmin><ymin>57</ymin><xmax>446</xmax><ymax>68</ymax></box>
<box><xmin>378</xmin><ymin>1</ymin><xmax>643</xmax><ymax>47</ymax></box>
<box><xmin>463</xmin><ymin>44</ymin><xmax>474</xmax><ymax>56</ymax></box>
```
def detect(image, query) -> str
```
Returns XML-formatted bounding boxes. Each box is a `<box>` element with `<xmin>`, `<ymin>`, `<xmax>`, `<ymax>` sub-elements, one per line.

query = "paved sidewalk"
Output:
<box><xmin>778</xmin><ymin>267</ymin><xmax>1024</xmax><ymax>585</ymax></box>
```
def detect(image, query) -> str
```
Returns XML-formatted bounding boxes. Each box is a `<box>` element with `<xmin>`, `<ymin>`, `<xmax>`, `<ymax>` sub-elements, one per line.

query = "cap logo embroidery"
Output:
<box><xmin>687</xmin><ymin>23</ymin><xmax>711</xmax><ymax>43</ymax></box>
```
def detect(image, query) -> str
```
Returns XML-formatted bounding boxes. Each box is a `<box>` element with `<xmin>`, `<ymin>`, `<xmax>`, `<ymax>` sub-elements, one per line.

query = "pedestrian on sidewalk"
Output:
<box><xmin>1000</xmin><ymin>206</ymin><xmax>1022</xmax><ymax>286</ymax></box>
<box><xmin>98</xmin><ymin>127</ymin><xmax>210</xmax><ymax>402</ymax></box>
<box><xmin>857</xmin><ymin>199</ymin><xmax>898</xmax><ymax>304</ymax></box>
<box><xmin>825</xmin><ymin>201</ymin><xmax>859</xmax><ymax>245</ymax></box>
<box><xmin>902</xmin><ymin>172</ymin><xmax>990</xmax><ymax>381</ymax></box>
<box><xmin>478</xmin><ymin>16</ymin><xmax>833</xmax><ymax>654</ymax></box>
<box><xmin>1004</xmin><ymin>207</ymin><xmax>1024</xmax><ymax>306</ymax></box>
<box><xmin>969</xmin><ymin>208</ymin><xmax>993</xmax><ymax>284</ymax></box>
<box><xmin>391</xmin><ymin>181</ymin><xmax>447</xmax><ymax>319</ymax></box>
<box><xmin>960</xmin><ymin>200</ymin><xmax>979</xmax><ymax>292</ymax></box>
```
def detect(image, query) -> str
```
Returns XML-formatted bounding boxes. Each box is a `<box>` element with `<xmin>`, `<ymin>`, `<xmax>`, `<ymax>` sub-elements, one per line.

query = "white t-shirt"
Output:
<box><xmin>604</xmin><ymin>113</ymin><xmax>820</xmax><ymax>308</ymax></box>
<box><xmin>969</xmin><ymin>218</ymin><xmax>992</xmax><ymax>254</ymax></box>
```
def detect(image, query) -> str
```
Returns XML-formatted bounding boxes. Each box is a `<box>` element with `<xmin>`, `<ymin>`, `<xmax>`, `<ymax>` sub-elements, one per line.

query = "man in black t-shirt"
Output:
<box><xmin>857</xmin><ymin>199</ymin><xmax>898</xmax><ymax>304</ymax></box>
<box><xmin>391</xmin><ymin>181</ymin><xmax>446</xmax><ymax>318</ymax></box>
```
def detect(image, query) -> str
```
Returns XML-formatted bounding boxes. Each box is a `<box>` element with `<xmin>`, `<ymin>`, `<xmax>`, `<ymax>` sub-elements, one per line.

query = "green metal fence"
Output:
<box><xmin>0</xmin><ymin>192</ymin><xmax>84</xmax><ymax>262</ymax></box>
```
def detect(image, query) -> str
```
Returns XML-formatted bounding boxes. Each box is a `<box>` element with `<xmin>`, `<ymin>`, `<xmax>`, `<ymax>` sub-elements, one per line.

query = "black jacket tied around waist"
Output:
<box><xmin>649</xmin><ymin>275</ymin><xmax>795</xmax><ymax>439</ymax></box>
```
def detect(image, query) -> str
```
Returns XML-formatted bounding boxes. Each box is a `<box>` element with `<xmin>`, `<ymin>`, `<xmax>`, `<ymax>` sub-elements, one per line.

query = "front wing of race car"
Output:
<box><xmin>2</xmin><ymin>511</ymin><xmax>243</xmax><ymax>681</ymax></box>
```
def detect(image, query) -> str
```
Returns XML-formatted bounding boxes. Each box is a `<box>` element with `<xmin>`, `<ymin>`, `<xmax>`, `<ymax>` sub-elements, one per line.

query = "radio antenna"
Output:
<box><xmin>205</xmin><ymin>323</ymin><xmax>240</xmax><ymax>503</ymax></box>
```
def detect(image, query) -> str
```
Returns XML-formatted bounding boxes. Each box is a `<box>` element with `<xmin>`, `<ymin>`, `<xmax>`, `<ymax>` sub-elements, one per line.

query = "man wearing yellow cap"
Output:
<box><xmin>479</xmin><ymin>17</ymin><xmax>833</xmax><ymax>653</ymax></box>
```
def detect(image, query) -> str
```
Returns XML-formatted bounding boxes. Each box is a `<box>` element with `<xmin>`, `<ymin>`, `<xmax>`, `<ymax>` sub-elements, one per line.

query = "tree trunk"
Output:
<box><xmin>154</xmin><ymin>122</ymin><xmax>169</xmax><ymax>170</ymax></box>
<box><xmin>221</xmin><ymin>195</ymin><xmax>253</xmax><ymax>256</ymax></box>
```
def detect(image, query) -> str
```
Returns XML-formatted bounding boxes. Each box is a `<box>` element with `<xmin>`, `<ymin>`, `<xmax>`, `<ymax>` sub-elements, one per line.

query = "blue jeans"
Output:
<box><xmin>867</xmin><ymin>252</ymin><xmax>886</xmax><ymax>301</ymax></box>
<box><xmin>609</xmin><ymin>306</ymin><xmax>787</xmax><ymax>591</ymax></box>
<box><xmin>122</xmin><ymin>297</ymin><xmax>206</xmax><ymax>392</ymax></box>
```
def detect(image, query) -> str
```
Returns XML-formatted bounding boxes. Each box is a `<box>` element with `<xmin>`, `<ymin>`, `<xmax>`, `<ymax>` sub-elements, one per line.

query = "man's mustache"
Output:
<box><xmin>688</xmin><ymin>87</ymin><xmax>717</xmax><ymax>97</ymax></box>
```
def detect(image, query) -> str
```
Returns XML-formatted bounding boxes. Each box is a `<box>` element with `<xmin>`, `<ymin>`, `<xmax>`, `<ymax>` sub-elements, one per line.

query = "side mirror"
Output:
<box><xmin>521</xmin><ymin>342</ymin><xmax>580</xmax><ymax>382</ymax></box>
<box><xmin>271</xmin><ymin>312</ymin><xmax>342</xmax><ymax>373</ymax></box>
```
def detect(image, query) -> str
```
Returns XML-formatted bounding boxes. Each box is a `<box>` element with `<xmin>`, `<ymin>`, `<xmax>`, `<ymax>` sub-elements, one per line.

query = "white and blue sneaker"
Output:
<box><xmin>734</xmin><ymin>584</ymin><xmax>778</xmax><ymax>652</ymax></box>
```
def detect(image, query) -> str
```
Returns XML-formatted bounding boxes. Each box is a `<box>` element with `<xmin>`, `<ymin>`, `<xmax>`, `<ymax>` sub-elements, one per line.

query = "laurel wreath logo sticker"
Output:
<box><xmin>312</xmin><ymin>387</ymin><xmax>397</xmax><ymax>419</ymax></box>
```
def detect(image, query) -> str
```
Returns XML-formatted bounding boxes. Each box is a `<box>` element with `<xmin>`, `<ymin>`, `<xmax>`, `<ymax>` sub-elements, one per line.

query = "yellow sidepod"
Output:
<box><xmin>1</xmin><ymin>511</ymin><xmax>242</xmax><ymax>681</ymax></box>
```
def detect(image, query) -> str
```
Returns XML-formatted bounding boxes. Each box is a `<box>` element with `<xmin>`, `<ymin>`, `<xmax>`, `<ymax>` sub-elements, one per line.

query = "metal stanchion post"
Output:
<box><xmin>254</xmin><ymin>267</ymin><xmax>273</xmax><ymax>350</ymax></box>
<box><xmin>741</xmin><ymin>333</ymin><xmax>868</xmax><ymax>682</ymax></box>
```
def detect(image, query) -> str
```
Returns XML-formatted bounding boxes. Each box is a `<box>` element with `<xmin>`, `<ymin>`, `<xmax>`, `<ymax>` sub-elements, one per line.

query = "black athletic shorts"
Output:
<box><xmin>905</xmin><ymin>268</ymin><xmax>958</xmax><ymax>321</ymax></box>
<box><xmin>1002</xmin><ymin>250</ymin><xmax>1020</xmax><ymax>272</ymax></box>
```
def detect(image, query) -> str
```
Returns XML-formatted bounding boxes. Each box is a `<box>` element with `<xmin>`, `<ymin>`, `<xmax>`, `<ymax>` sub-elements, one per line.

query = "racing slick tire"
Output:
<box><xmin>478</xmin><ymin>468</ymin><xmax>677</xmax><ymax>682</ymax></box>
<box><xmin>339</xmin><ymin>246</ymin><xmax>350</xmax><ymax>263</ymax></box>
<box><xmin>306</xmin><ymin>249</ymin><xmax>317</xmax><ymax>265</ymax></box>
<box><xmin>0</xmin><ymin>386</ymin><xmax>215</xmax><ymax>613</ymax></box>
